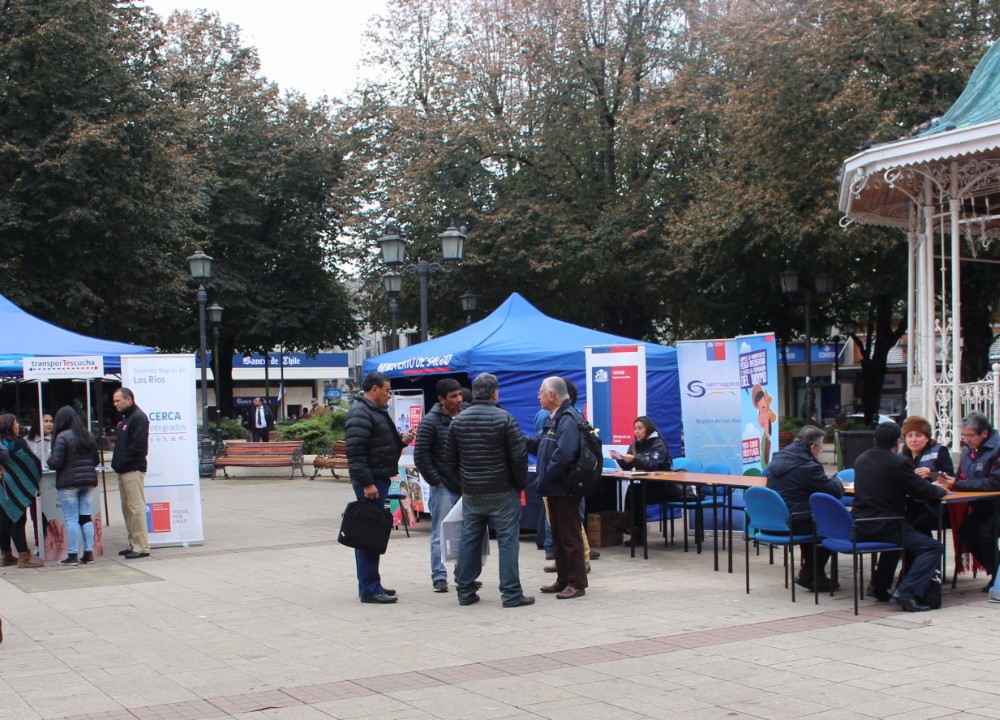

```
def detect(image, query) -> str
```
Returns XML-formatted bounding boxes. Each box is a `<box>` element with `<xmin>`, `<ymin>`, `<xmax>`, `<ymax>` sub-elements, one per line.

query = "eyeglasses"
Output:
<box><xmin>960</xmin><ymin>431</ymin><xmax>981</xmax><ymax>440</ymax></box>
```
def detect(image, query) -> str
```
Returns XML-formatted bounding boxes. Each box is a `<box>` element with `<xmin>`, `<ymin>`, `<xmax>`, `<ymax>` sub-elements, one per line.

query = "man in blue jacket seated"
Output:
<box><xmin>952</xmin><ymin>412</ymin><xmax>1000</xmax><ymax>590</ymax></box>
<box><xmin>854</xmin><ymin>422</ymin><xmax>948</xmax><ymax>611</ymax></box>
<box><xmin>766</xmin><ymin>426</ymin><xmax>844</xmax><ymax>592</ymax></box>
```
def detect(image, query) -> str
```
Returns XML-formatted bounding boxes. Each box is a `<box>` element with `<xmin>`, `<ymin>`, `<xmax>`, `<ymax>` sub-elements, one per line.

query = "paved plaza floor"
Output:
<box><xmin>2</xmin><ymin>471</ymin><xmax>1000</xmax><ymax>720</ymax></box>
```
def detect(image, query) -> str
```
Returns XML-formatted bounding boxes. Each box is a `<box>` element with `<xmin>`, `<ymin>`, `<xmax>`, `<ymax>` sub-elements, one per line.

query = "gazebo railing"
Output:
<box><xmin>935</xmin><ymin>363</ymin><xmax>1000</xmax><ymax>447</ymax></box>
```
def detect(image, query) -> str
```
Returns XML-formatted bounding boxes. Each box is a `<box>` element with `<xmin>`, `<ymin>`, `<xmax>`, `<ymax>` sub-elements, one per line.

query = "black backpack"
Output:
<box><xmin>563</xmin><ymin>409</ymin><xmax>604</xmax><ymax>498</ymax></box>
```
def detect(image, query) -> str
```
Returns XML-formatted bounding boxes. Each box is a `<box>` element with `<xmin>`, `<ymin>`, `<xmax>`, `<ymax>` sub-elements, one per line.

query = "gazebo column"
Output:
<box><xmin>949</xmin><ymin>164</ymin><xmax>963</xmax><ymax>453</ymax></box>
<box><xmin>922</xmin><ymin>179</ymin><xmax>936</xmax><ymax>435</ymax></box>
<box><xmin>906</xmin><ymin>225</ymin><xmax>917</xmax><ymax>415</ymax></box>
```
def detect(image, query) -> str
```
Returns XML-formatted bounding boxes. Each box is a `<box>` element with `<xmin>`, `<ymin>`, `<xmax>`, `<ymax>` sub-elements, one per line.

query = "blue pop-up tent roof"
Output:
<box><xmin>0</xmin><ymin>293</ymin><xmax>155</xmax><ymax>376</ymax></box>
<box><xmin>364</xmin><ymin>293</ymin><xmax>681</xmax><ymax>449</ymax></box>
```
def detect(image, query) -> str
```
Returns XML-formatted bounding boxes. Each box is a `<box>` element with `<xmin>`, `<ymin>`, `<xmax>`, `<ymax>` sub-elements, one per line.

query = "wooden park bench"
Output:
<box><xmin>214</xmin><ymin>441</ymin><xmax>305</xmax><ymax>480</ymax></box>
<box><xmin>312</xmin><ymin>440</ymin><xmax>348</xmax><ymax>479</ymax></box>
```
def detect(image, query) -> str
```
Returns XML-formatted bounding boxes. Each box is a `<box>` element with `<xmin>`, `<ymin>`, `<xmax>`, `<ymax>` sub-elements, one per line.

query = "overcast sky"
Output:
<box><xmin>142</xmin><ymin>0</ymin><xmax>388</xmax><ymax>101</ymax></box>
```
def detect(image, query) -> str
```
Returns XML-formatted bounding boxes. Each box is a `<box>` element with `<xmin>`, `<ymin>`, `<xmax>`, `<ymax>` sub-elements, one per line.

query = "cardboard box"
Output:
<box><xmin>586</xmin><ymin>511</ymin><xmax>627</xmax><ymax>548</ymax></box>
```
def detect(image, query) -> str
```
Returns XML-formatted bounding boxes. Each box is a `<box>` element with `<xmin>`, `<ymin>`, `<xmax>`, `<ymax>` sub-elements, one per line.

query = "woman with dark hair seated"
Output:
<box><xmin>611</xmin><ymin>416</ymin><xmax>682</xmax><ymax>546</ymax></box>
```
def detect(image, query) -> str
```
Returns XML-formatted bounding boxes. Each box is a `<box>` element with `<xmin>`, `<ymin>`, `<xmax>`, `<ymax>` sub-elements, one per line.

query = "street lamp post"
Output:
<box><xmin>780</xmin><ymin>268</ymin><xmax>832</xmax><ymax>423</ymax></box>
<box><xmin>208</xmin><ymin>303</ymin><xmax>223</xmax><ymax>447</ymax></box>
<box><xmin>188</xmin><ymin>250</ymin><xmax>214</xmax><ymax>477</ymax></box>
<box><xmin>378</xmin><ymin>221</ymin><xmax>467</xmax><ymax>343</ymax></box>
<box><xmin>388</xmin><ymin>298</ymin><xmax>399</xmax><ymax>351</ymax></box>
<box><xmin>460</xmin><ymin>291</ymin><xmax>477</xmax><ymax>326</ymax></box>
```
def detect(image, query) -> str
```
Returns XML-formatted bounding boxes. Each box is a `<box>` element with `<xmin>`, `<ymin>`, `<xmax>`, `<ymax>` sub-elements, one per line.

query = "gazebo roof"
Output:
<box><xmin>838</xmin><ymin>41</ymin><xmax>1000</xmax><ymax>229</ymax></box>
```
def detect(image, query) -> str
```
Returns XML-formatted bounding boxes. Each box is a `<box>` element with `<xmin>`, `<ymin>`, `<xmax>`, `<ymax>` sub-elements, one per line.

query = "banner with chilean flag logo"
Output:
<box><xmin>585</xmin><ymin>345</ymin><xmax>646</xmax><ymax>450</ymax></box>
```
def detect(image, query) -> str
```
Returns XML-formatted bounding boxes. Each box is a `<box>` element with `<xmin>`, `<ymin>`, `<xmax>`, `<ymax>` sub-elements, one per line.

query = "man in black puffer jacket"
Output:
<box><xmin>446</xmin><ymin>373</ymin><xmax>532</xmax><ymax>608</ymax></box>
<box><xmin>345</xmin><ymin>372</ymin><xmax>415</xmax><ymax>605</ymax></box>
<box><xmin>414</xmin><ymin>378</ymin><xmax>464</xmax><ymax>593</ymax></box>
<box><xmin>766</xmin><ymin>425</ymin><xmax>844</xmax><ymax>592</ymax></box>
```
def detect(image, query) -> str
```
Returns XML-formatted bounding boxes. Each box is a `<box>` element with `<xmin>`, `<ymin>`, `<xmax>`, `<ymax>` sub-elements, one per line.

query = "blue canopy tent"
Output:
<box><xmin>0</xmin><ymin>293</ymin><xmax>154</xmax><ymax>376</ymax></box>
<box><xmin>364</xmin><ymin>293</ymin><xmax>681</xmax><ymax>452</ymax></box>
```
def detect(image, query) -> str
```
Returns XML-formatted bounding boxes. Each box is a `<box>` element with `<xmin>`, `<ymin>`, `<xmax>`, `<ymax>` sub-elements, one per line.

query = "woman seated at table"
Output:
<box><xmin>611</xmin><ymin>416</ymin><xmax>690</xmax><ymax>546</ymax></box>
<box><xmin>901</xmin><ymin>415</ymin><xmax>955</xmax><ymax>535</ymax></box>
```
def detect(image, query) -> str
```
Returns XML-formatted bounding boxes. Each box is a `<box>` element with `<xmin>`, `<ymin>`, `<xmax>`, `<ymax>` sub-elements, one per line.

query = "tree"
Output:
<box><xmin>0</xmin><ymin>0</ymin><xmax>199</xmax><ymax>346</ymax></box>
<box><xmin>160</xmin><ymin>10</ymin><xmax>358</xmax><ymax>415</ymax></box>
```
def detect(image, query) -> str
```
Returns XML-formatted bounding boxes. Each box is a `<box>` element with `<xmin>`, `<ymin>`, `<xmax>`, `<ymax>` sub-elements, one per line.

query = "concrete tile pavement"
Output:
<box><xmin>0</xmin><ymin>473</ymin><xmax>999</xmax><ymax>719</ymax></box>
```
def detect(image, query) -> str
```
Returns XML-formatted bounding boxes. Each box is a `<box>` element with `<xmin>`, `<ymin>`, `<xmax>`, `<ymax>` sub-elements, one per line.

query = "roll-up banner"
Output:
<box><xmin>585</xmin><ymin>345</ymin><xmax>646</xmax><ymax>451</ymax></box>
<box><xmin>676</xmin><ymin>340</ymin><xmax>741</xmax><ymax>472</ymax></box>
<box><xmin>120</xmin><ymin>354</ymin><xmax>205</xmax><ymax>547</ymax></box>
<box><xmin>736</xmin><ymin>333</ymin><xmax>780</xmax><ymax>475</ymax></box>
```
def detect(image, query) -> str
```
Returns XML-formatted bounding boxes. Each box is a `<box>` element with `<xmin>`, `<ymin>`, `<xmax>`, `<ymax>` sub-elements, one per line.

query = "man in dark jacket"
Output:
<box><xmin>527</xmin><ymin>376</ymin><xmax>587</xmax><ymax>600</ymax></box>
<box><xmin>345</xmin><ymin>372</ymin><xmax>415</xmax><ymax>604</ymax></box>
<box><xmin>250</xmin><ymin>397</ymin><xmax>273</xmax><ymax>442</ymax></box>
<box><xmin>111</xmin><ymin>388</ymin><xmax>150</xmax><ymax>559</ymax></box>
<box><xmin>446</xmin><ymin>373</ymin><xmax>532</xmax><ymax>608</ymax></box>
<box><xmin>952</xmin><ymin>412</ymin><xmax>1000</xmax><ymax>588</ymax></box>
<box><xmin>854</xmin><ymin>422</ymin><xmax>948</xmax><ymax>611</ymax></box>
<box><xmin>414</xmin><ymin>377</ymin><xmax>464</xmax><ymax>592</ymax></box>
<box><xmin>766</xmin><ymin>426</ymin><xmax>843</xmax><ymax>591</ymax></box>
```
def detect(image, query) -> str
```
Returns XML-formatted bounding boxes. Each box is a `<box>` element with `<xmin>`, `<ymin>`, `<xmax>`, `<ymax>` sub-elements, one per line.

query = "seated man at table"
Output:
<box><xmin>766</xmin><ymin>426</ymin><xmax>843</xmax><ymax>592</ymax></box>
<box><xmin>951</xmin><ymin>412</ymin><xmax>1000</xmax><ymax>590</ymax></box>
<box><xmin>855</xmin><ymin>422</ymin><xmax>948</xmax><ymax>611</ymax></box>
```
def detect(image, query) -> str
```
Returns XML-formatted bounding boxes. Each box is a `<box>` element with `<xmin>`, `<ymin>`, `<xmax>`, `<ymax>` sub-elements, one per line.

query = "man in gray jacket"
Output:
<box><xmin>446</xmin><ymin>373</ymin><xmax>532</xmax><ymax>608</ymax></box>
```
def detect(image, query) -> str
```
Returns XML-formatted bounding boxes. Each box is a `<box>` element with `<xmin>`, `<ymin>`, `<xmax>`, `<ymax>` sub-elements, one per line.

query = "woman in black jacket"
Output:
<box><xmin>48</xmin><ymin>407</ymin><xmax>99</xmax><ymax>565</ymax></box>
<box><xmin>610</xmin><ymin>416</ymin><xmax>678</xmax><ymax>546</ymax></box>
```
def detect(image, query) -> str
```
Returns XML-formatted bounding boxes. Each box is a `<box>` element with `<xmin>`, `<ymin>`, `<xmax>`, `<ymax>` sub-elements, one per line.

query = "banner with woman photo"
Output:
<box><xmin>736</xmin><ymin>333</ymin><xmax>779</xmax><ymax>475</ymax></box>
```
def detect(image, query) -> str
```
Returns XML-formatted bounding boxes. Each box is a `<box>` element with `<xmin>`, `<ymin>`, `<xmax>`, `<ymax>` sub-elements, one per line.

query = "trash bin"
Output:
<box><xmin>836</xmin><ymin>430</ymin><xmax>876</xmax><ymax>469</ymax></box>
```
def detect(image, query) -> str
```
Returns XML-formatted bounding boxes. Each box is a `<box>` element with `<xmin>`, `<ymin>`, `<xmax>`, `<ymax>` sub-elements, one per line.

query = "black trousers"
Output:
<box><xmin>958</xmin><ymin>501</ymin><xmax>1000</xmax><ymax>576</ymax></box>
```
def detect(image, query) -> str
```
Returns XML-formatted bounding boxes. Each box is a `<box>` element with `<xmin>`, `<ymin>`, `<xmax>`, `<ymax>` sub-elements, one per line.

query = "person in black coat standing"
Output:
<box><xmin>345</xmin><ymin>372</ymin><xmax>415</xmax><ymax>604</ymax></box>
<box><xmin>446</xmin><ymin>373</ymin><xmax>531</xmax><ymax>608</ymax></box>
<box><xmin>414</xmin><ymin>377</ymin><xmax>464</xmax><ymax>593</ymax></box>
<box><xmin>854</xmin><ymin>422</ymin><xmax>948</xmax><ymax>612</ymax></box>
<box><xmin>48</xmin><ymin>406</ymin><xmax>100</xmax><ymax>565</ymax></box>
<box><xmin>249</xmin><ymin>397</ymin><xmax>273</xmax><ymax>442</ymax></box>
<box><xmin>111</xmin><ymin>388</ymin><xmax>150</xmax><ymax>559</ymax></box>
<box><xmin>766</xmin><ymin>426</ymin><xmax>843</xmax><ymax>592</ymax></box>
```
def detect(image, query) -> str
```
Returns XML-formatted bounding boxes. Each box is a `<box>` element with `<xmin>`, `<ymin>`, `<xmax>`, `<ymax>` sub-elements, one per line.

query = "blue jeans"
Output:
<box><xmin>429</xmin><ymin>484</ymin><xmax>460</xmax><ymax>582</ymax></box>
<box><xmin>889</xmin><ymin>526</ymin><xmax>944</xmax><ymax>600</ymax></box>
<box><xmin>59</xmin><ymin>487</ymin><xmax>95</xmax><ymax>555</ymax></box>
<box><xmin>351</xmin><ymin>478</ymin><xmax>391</xmax><ymax>597</ymax></box>
<box><xmin>455</xmin><ymin>490</ymin><xmax>523</xmax><ymax>604</ymax></box>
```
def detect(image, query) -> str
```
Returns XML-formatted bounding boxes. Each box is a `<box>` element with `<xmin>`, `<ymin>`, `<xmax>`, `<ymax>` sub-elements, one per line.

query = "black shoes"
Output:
<box><xmin>59</xmin><ymin>553</ymin><xmax>78</xmax><ymax>565</ymax></box>
<box><xmin>589</xmin><ymin>550</ymin><xmax>601</xmax><ymax>560</ymax></box>
<box><xmin>432</xmin><ymin>580</ymin><xmax>448</xmax><ymax>592</ymax></box>
<box><xmin>503</xmin><ymin>595</ymin><xmax>535</xmax><ymax>608</ymax></box>
<box><xmin>81</xmin><ymin>551</ymin><xmax>94</xmax><ymax>564</ymax></box>
<box><xmin>118</xmin><ymin>548</ymin><xmax>132</xmax><ymax>556</ymax></box>
<box><xmin>381</xmin><ymin>588</ymin><xmax>396</xmax><ymax>596</ymax></box>
<box><xmin>360</xmin><ymin>593</ymin><xmax>398</xmax><ymax>604</ymax></box>
<box><xmin>124</xmin><ymin>551</ymin><xmax>149</xmax><ymax>559</ymax></box>
<box><xmin>866</xmin><ymin>584</ymin><xmax>893</xmax><ymax>602</ymax></box>
<box><xmin>891</xmin><ymin>591</ymin><xmax>930</xmax><ymax>612</ymax></box>
<box><xmin>795</xmin><ymin>573</ymin><xmax>840</xmax><ymax>593</ymax></box>
<box><xmin>458</xmin><ymin>594</ymin><xmax>480</xmax><ymax>606</ymax></box>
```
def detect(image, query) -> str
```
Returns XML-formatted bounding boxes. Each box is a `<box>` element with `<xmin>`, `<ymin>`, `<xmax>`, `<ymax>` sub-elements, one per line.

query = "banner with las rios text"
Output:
<box><xmin>736</xmin><ymin>333</ymin><xmax>779</xmax><ymax>475</ymax></box>
<box><xmin>676</xmin><ymin>340</ymin><xmax>741</xmax><ymax>473</ymax></box>
<box><xmin>121</xmin><ymin>354</ymin><xmax>205</xmax><ymax>547</ymax></box>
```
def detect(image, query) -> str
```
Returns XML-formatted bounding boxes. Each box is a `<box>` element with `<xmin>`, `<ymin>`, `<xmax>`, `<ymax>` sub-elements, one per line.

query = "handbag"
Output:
<box><xmin>338</xmin><ymin>499</ymin><xmax>393</xmax><ymax>555</ymax></box>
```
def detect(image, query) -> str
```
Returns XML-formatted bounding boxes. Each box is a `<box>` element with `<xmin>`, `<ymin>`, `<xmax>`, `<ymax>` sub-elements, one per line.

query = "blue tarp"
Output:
<box><xmin>0</xmin><ymin>293</ymin><xmax>155</xmax><ymax>376</ymax></box>
<box><xmin>363</xmin><ymin>293</ymin><xmax>682</xmax><ymax>452</ymax></box>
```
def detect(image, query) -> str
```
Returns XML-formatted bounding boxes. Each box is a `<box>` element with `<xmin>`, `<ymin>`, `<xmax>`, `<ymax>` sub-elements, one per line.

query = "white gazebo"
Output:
<box><xmin>838</xmin><ymin>40</ymin><xmax>1000</xmax><ymax>451</ymax></box>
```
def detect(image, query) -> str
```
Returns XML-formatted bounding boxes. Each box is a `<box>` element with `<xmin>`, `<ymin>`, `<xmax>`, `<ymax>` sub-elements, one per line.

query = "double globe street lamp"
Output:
<box><xmin>188</xmin><ymin>250</ymin><xmax>223</xmax><ymax>475</ymax></box>
<box><xmin>779</xmin><ymin>268</ymin><xmax>833</xmax><ymax>423</ymax></box>
<box><xmin>379</xmin><ymin>221</ymin><xmax>468</xmax><ymax>344</ymax></box>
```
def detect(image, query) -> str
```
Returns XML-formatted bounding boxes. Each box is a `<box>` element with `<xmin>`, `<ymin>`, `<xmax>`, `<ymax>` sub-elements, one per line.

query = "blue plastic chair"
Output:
<box><xmin>809</xmin><ymin>493</ymin><xmax>905</xmax><ymax>614</ymax></box>
<box><xmin>743</xmin><ymin>487</ymin><xmax>816</xmax><ymax>602</ymax></box>
<box><xmin>835</xmin><ymin>469</ymin><xmax>855</xmax><ymax>507</ymax></box>
<box><xmin>662</xmin><ymin>459</ymin><xmax>718</xmax><ymax>552</ymax></box>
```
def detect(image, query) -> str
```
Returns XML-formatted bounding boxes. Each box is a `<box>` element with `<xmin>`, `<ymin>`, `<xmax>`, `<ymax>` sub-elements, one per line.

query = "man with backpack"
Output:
<box><xmin>527</xmin><ymin>376</ymin><xmax>588</xmax><ymax>599</ymax></box>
